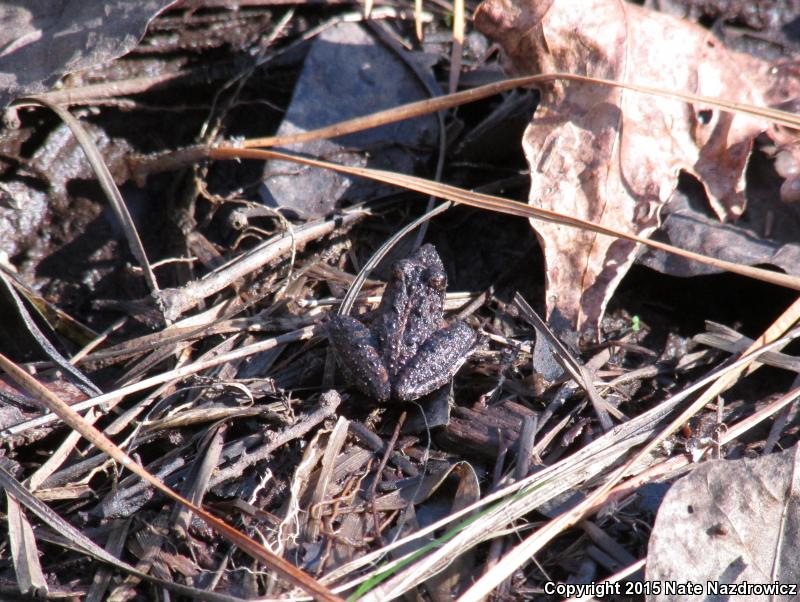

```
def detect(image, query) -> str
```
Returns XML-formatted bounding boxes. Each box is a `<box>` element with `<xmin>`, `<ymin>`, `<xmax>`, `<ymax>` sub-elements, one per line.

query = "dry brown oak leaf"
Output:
<box><xmin>474</xmin><ymin>0</ymin><xmax>800</xmax><ymax>335</ymax></box>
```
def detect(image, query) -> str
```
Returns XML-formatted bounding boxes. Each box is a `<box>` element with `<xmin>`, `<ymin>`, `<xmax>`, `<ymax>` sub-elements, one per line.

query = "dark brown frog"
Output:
<box><xmin>327</xmin><ymin>244</ymin><xmax>475</xmax><ymax>402</ymax></box>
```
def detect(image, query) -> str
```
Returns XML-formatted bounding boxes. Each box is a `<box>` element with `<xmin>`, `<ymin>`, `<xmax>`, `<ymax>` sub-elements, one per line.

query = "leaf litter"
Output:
<box><xmin>0</xmin><ymin>1</ymin><xmax>799</xmax><ymax>600</ymax></box>
<box><xmin>475</xmin><ymin>0</ymin><xmax>800</xmax><ymax>335</ymax></box>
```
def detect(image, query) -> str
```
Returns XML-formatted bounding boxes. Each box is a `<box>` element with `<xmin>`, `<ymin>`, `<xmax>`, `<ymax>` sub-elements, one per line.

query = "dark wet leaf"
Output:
<box><xmin>639</xmin><ymin>191</ymin><xmax>800</xmax><ymax>278</ymax></box>
<box><xmin>259</xmin><ymin>21</ymin><xmax>438</xmax><ymax>217</ymax></box>
<box><xmin>0</xmin><ymin>0</ymin><xmax>177</xmax><ymax>108</ymax></box>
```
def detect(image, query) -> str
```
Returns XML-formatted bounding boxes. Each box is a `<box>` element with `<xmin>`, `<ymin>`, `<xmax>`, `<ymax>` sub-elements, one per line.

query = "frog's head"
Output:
<box><xmin>424</xmin><ymin>267</ymin><xmax>446</xmax><ymax>293</ymax></box>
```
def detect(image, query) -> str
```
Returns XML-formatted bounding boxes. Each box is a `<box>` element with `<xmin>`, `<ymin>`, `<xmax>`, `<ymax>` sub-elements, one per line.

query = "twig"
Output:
<box><xmin>0</xmin><ymin>353</ymin><xmax>343</xmax><ymax>601</ymax></box>
<box><xmin>368</xmin><ymin>411</ymin><xmax>406</xmax><ymax>546</ymax></box>
<box><xmin>208</xmin><ymin>390</ymin><xmax>342</xmax><ymax>487</ymax></box>
<box><xmin>210</xmin><ymin>147</ymin><xmax>800</xmax><ymax>294</ymax></box>
<box><xmin>154</xmin><ymin>210</ymin><xmax>365</xmax><ymax>322</ymax></box>
<box><xmin>2</xmin><ymin>326</ymin><xmax>317</xmax><ymax>437</ymax></box>
<box><xmin>18</xmin><ymin>97</ymin><xmax>159</xmax><ymax>296</ymax></box>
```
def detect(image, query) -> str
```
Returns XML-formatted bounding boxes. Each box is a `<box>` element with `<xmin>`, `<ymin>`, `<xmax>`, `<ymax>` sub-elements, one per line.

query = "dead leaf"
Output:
<box><xmin>646</xmin><ymin>445</ymin><xmax>800</xmax><ymax>601</ymax></box>
<box><xmin>6</xmin><ymin>492</ymin><xmax>48</xmax><ymax>596</ymax></box>
<box><xmin>0</xmin><ymin>1</ymin><xmax>178</xmax><ymax>108</ymax></box>
<box><xmin>474</xmin><ymin>0</ymin><xmax>800</xmax><ymax>334</ymax></box>
<box><xmin>259</xmin><ymin>22</ymin><xmax>438</xmax><ymax>218</ymax></box>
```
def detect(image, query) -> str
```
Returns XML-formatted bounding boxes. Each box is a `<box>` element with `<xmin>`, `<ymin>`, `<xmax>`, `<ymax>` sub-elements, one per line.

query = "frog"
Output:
<box><xmin>327</xmin><ymin>244</ymin><xmax>476</xmax><ymax>402</ymax></box>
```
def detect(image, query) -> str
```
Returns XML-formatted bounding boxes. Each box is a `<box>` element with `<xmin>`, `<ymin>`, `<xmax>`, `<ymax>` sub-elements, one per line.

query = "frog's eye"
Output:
<box><xmin>427</xmin><ymin>270</ymin><xmax>446</xmax><ymax>291</ymax></box>
<box><xmin>391</xmin><ymin>264</ymin><xmax>406</xmax><ymax>281</ymax></box>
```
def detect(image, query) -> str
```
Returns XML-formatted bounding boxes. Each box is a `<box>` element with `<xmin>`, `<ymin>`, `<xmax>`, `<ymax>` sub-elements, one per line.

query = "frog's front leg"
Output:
<box><xmin>327</xmin><ymin>316</ymin><xmax>391</xmax><ymax>402</ymax></box>
<box><xmin>394</xmin><ymin>321</ymin><xmax>476</xmax><ymax>401</ymax></box>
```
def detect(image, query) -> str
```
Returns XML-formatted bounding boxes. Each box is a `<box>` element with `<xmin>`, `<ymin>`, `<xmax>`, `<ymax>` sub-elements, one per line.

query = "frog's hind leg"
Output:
<box><xmin>394</xmin><ymin>321</ymin><xmax>476</xmax><ymax>401</ymax></box>
<box><xmin>327</xmin><ymin>316</ymin><xmax>391</xmax><ymax>402</ymax></box>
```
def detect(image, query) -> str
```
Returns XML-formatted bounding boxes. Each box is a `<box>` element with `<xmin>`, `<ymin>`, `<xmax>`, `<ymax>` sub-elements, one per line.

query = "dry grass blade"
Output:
<box><xmin>456</xmin><ymin>304</ymin><xmax>800</xmax><ymax>601</ymax></box>
<box><xmin>26</xmin><ymin>411</ymin><xmax>96</xmax><ymax>491</ymax></box>
<box><xmin>338</xmin><ymin>201</ymin><xmax>451</xmax><ymax>317</ymax></box>
<box><xmin>324</xmin><ymin>353</ymin><xmax>720</xmax><ymax>594</ymax></box>
<box><xmin>19</xmin><ymin>97</ymin><xmax>160</xmax><ymax>295</ymax></box>
<box><xmin>696</xmin><ymin>322</ymin><xmax>800</xmax><ymax>373</ymax></box>
<box><xmin>0</xmin><ymin>352</ymin><xmax>343</xmax><ymax>602</ymax></box>
<box><xmin>85</xmin><ymin>518</ymin><xmax>131</xmax><ymax>602</ymax></box>
<box><xmin>414</xmin><ymin>0</ymin><xmax>424</xmax><ymax>40</ymax></box>
<box><xmin>0</xmin><ymin>466</ymin><xmax>249</xmax><ymax>602</ymax></box>
<box><xmin>236</xmin><ymin>72</ymin><xmax>800</xmax><ymax>151</ymax></box>
<box><xmin>0</xmin><ymin>270</ymin><xmax>100</xmax><ymax>396</ymax></box>
<box><xmin>5</xmin><ymin>492</ymin><xmax>48</xmax><ymax>596</ymax></box>
<box><xmin>172</xmin><ymin>425</ymin><xmax>226</xmax><ymax>536</ymax></box>
<box><xmin>566</xmin><ymin>559</ymin><xmax>647</xmax><ymax>602</ymax></box>
<box><xmin>448</xmin><ymin>0</ymin><xmax>465</xmax><ymax>94</ymax></box>
<box><xmin>209</xmin><ymin>147</ymin><xmax>800</xmax><ymax>293</ymax></box>
<box><xmin>514</xmin><ymin>294</ymin><xmax>619</xmax><ymax>430</ymax></box>
<box><xmin>346</xmin><ymin>328</ymin><xmax>800</xmax><ymax>600</ymax></box>
<box><xmin>130</xmin><ymin>72</ymin><xmax>800</xmax><ymax>182</ymax></box>
<box><xmin>720</xmin><ymin>384</ymin><xmax>800</xmax><ymax>447</ymax></box>
<box><xmin>306</xmin><ymin>416</ymin><xmax>350</xmax><ymax>541</ymax></box>
<box><xmin>2</xmin><ymin>326</ymin><xmax>316</xmax><ymax>436</ymax></box>
<box><xmin>0</xmin><ymin>266</ymin><xmax>98</xmax><ymax>348</ymax></box>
